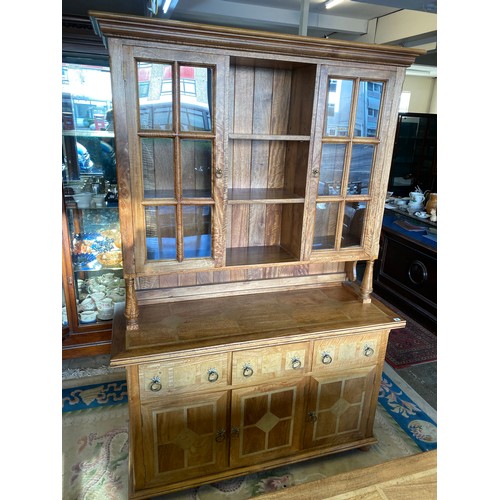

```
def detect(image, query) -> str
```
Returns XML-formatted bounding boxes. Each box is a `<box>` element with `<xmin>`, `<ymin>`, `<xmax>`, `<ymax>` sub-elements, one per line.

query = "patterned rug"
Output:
<box><xmin>373</xmin><ymin>294</ymin><xmax>437</xmax><ymax>369</ymax></box>
<box><xmin>62</xmin><ymin>368</ymin><xmax>436</xmax><ymax>499</ymax></box>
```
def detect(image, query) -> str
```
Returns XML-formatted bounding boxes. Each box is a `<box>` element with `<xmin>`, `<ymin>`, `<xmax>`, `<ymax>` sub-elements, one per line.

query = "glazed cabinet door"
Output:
<box><xmin>303</xmin><ymin>64</ymin><xmax>403</xmax><ymax>262</ymax></box>
<box><xmin>303</xmin><ymin>366</ymin><xmax>376</xmax><ymax>449</ymax></box>
<box><xmin>109</xmin><ymin>41</ymin><xmax>228</xmax><ymax>275</ymax></box>
<box><xmin>140</xmin><ymin>391</ymin><xmax>228</xmax><ymax>487</ymax></box>
<box><xmin>230</xmin><ymin>379</ymin><xmax>306</xmax><ymax>467</ymax></box>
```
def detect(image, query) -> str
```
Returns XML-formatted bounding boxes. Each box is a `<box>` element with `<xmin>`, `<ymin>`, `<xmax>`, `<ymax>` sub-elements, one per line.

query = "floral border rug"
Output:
<box><xmin>62</xmin><ymin>369</ymin><xmax>436</xmax><ymax>499</ymax></box>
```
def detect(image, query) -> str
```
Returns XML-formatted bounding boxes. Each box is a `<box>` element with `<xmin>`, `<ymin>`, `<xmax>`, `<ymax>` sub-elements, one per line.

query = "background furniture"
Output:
<box><xmin>387</xmin><ymin>113</ymin><xmax>437</xmax><ymax>196</ymax></box>
<box><xmin>374</xmin><ymin>209</ymin><xmax>437</xmax><ymax>332</ymax></box>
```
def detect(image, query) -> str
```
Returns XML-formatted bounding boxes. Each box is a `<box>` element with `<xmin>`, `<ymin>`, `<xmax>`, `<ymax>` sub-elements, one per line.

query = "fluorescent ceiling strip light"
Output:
<box><xmin>325</xmin><ymin>0</ymin><xmax>344</xmax><ymax>9</ymax></box>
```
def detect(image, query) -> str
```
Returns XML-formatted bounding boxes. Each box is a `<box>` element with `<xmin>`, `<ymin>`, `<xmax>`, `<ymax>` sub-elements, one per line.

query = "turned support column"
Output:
<box><xmin>345</xmin><ymin>261</ymin><xmax>358</xmax><ymax>282</ymax></box>
<box><xmin>125</xmin><ymin>277</ymin><xmax>139</xmax><ymax>330</ymax></box>
<box><xmin>360</xmin><ymin>259</ymin><xmax>374</xmax><ymax>303</ymax></box>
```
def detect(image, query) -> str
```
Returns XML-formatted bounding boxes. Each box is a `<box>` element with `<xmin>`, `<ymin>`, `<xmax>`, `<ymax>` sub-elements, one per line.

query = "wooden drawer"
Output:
<box><xmin>139</xmin><ymin>353</ymin><xmax>229</xmax><ymax>399</ymax></box>
<box><xmin>312</xmin><ymin>333</ymin><xmax>382</xmax><ymax>372</ymax></box>
<box><xmin>232</xmin><ymin>342</ymin><xmax>309</xmax><ymax>386</ymax></box>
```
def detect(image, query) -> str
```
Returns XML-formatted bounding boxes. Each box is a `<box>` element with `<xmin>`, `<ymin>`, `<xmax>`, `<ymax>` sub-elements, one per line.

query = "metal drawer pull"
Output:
<box><xmin>306</xmin><ymin>411</ymin><xmax>318</xmax><ymax>423</ymax></box>
<box><xmin>242</xmin><ymin>364</ymin><xmax>254</xmax><ymax>378</ymax></box>
<box><xmin>291</xmin><ymin>357</ymin><xmax>302</xmax><ymax>369</ymax></box>
<box><xmin>149</xmin><ymin>376</ymin><xmax>162</xmax><ymax>392</ymax></box>
<box><xmin>364</xmin><ymin>346</ymin><xmax>375</xmax><ymax>357</ymax></box>
<box><xmin>215</xmin><ymin>429</ymin><xmax>226</xmax><ymax>442</ymax></box>
<box><xmin>321</xmin><ymin>352</ymin><xmax>332</xmax><ymax>365</ymax></box>
<box><xmin>207</xmin><ymin>368</ymin><xmax>219</xmax><ymax>383</ymax></box>
<box><xmin>215</xmin><ymin>168</ymin><xmax>223</xmax><ymax>179</ymax></box>
<box><xmin>408</xmin><ymin>259</ymin><xmax>428</xmax><ymax>285</ymax></box>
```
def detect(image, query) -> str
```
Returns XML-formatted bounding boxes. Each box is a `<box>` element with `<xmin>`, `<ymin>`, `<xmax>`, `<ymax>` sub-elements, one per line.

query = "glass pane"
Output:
<box><xmin>318</xmin><ymin>144</ymin><xmax>346</xmax><ymax>196</ymax></box>
<box><xmin>342</xmin><ymin>202</ymin><xmax>367</xmax><ymax>248</ymax></box>
<box><xmin>145</xmin><ymin>206</ymin><xmax>177</xmax><ymax>260</ymax></box>
<box><xmin>354</xmin><ymin>81</ymin><xmax>384</xmax><ymax>137</ymax></box>
<box><xmin>142</xmin><ymin>138</ymin><xmax>174</xmax><ymax>198</ymax></box>
<box><xmin>62</xmin><ymin>287</ymin><xmax>68</xmax><ymax>327</ymax></box>
<box><xmin>181</xmin><ymin>140</ymin><xmax>212</xmax><ymax>198</ymax></box>
<box><xmin>313</xmin><ymin>202</ymin><xmax>339</xmax><ymax>250</ymax></box>
<box><xmin>324</xmin><ymin>79</ymin><xmax>354</xmax><ymax>137</ymax></box>
<box><xmin>63</xmin><ymin>62</ymin><xmax>124</xmax><ymax>328</ymax></box>
<box><xmin>180</xmin><ymin>66</ymin><xmax>212</xmax><ymax>132</ymax></box>
<box><xmin>348</xmin><ymin>144</ymin><xmax>375</xmax><ymax>195</ymax></box>
<box><xmin>183</xmin><ymin>206</ymin><xmax>212</xmax><ymax>258</ymax></box>
<box><xmin>138</xmin><ymin>62</ymin><xmax>173</xmax><ymax>131</ymax></box>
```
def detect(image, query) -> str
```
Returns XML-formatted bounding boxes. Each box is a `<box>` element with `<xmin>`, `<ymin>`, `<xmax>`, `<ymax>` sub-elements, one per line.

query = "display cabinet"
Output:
<box><xmin>62</xmin><ymin>61</ymin><xmax>124</xmax><ymax>357</ymax></box>
<box><xmin>90</xmin><ymin>11</ymin><xmax>423</xmax><ymax>498</ymax></box>
<box><xmin>387</xmin><ymin>113</ymin><xmax>437</xmax><ymax>196</ymax></box>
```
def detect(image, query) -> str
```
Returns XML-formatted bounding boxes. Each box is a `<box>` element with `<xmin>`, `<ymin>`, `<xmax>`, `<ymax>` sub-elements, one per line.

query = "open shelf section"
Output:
<box><xmin>226</xmin><ymin>245</ymin><xmax>298</xmax><ymax>267</ymax></box>
<box><xmin>228</xmin><ymin>188</ymin><xmax>305</xmax><ymax>204</ymax></box>
<box><xmin>229</xmin><ymin>133</ymin><xmax>310</xmax><ymax>141</ymax></box>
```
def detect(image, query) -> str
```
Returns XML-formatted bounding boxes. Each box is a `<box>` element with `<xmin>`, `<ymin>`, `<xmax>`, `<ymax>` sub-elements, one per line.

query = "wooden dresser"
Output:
<box><xmin>90</xmin><ymin>11</ymin><xmax>422</xmax><ymax>498</ymax></box>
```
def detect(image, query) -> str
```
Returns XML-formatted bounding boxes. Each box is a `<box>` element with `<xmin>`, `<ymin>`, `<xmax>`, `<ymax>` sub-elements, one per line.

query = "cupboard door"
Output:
<box><xmin>230</xmin><ymin>379</ymin><xmax>305</xmax><ymax>467</ymax></box>
<box><xmin>304</xmin><ymin>64</ymin><xmax>402</xmax><ymax>261</ymax></box>
<box><xmin>140</xmin><ymin>391</ymin><xmax>228</xmax><ymax>486</ymax></box>
<box><xmin>303</xmin><ymin>366</ymin><xmax>376</xmax><ymax>449</ymax></box>
<box><xmin>115</xmin><ymin>44</ymin><xmax>228</xmax><ymax>274</ymax></box>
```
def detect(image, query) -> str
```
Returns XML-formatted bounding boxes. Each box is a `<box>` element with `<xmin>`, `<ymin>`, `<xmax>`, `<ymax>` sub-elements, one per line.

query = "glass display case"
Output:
<box><xmin>62</xmin><ymin>62</ymin><xmax>123</xmax><ymax>355</ymax></box>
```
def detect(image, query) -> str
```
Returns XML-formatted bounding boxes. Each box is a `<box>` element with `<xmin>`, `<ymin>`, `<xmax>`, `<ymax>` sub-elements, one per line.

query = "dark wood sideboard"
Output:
<box><xmin>373</xmin><ymin>209</ymin><xmax>436</xmax><ymax>333</ymax></box>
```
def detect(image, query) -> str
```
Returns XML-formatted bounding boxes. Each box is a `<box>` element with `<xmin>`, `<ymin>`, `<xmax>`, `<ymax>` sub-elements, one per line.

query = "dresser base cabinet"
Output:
<box><xmin>374</xmin><ymin>227</ymin><xmax>437</xmax><ymax>332</ymax></box>
<box><xmin>111</xmin><ymin>285</ymin><xmax>405</xmax><ymax>499</ymax></box>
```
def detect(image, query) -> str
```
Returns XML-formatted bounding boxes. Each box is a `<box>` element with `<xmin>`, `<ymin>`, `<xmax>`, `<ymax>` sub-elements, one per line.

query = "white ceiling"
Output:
<box><xmin>63</xmin><ymin>0</ymin><xmax>437</xmax><ymax>70</ymax></box>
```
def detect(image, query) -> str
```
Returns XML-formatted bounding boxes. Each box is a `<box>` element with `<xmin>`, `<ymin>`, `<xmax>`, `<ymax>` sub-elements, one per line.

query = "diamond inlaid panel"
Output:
<box><xmin>307</xmin><ymin>369</ymin><xmax>374</xmax><ymax>446</ymax></box>
<box><xmin>236</xmin><ymin>385</ymin><xmax>298</xmax><ymax>461</ymax></box>
<box><xmin>330</xmin><ymin>397</ymin><xmax>350</xmax><ymax>416</ymax></box>
<box><xmin>256</xmin><ymin>411</ymin><xmax>280</xmax><ymax>433</ymax></box>
<box><xmin>149</xmin><ymin>396</ymin><xmax>227</xmax><ymax>477</ymax></box>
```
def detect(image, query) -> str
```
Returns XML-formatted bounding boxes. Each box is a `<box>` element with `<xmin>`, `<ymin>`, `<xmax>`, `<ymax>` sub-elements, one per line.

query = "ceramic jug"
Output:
<box><xmin>425</xmin><ymin>193</ymin><xmax>437</xmax><ymax>214</ymax></box>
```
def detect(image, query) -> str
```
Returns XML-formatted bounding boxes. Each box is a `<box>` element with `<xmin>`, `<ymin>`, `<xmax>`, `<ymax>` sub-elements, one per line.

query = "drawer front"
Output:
<box><xmin>232</xmin><ymin>342</ymin><xmax>309</xmax><ymax>386</ymax></box>
<box><xmin>139</xmin><ymin>353</ymin><xmax>229</xmax><ymax>399</ymax></box>
<box><xmin>312</xmin><ymin>332</ymin><xmax>384</xmax><ymax>372</ymax></box>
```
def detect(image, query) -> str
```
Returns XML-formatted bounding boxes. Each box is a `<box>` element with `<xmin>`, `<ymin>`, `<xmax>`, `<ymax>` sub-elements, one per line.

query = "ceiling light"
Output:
<box><xmin>325</xmin><ymin>0</ymin><xmax>344</xmax><ymax>9</ymax></box>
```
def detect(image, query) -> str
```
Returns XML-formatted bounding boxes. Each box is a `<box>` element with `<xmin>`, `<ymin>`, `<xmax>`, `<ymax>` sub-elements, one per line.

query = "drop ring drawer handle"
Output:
<box><xmin>408</xmin><ymin>259</ymin><xmax>428</xmax><ymax>285</ymax></box>
<box><xmin>149</xmin><ymin>376</ymin><xmax>162</xmax><ymax>392</ymax></box>
<box><xmin>364</xmin><ymin>346</ymin><xmax>375</xmax><ymax>357</ymax></box>
<box><xmin>291</xmin><ymin>357</ymin><xmax>302</xmax><ymax>370</ymax></box>
<box><xmin>321</xmin><ymin>352</ymin><xmax>333</xmax><ymax>365</ymax></box>
<box><xmin>207</xmin><ymin>368</ymin><xmax>219</xmax><ymax>383</ymax></box>
<box><xmin>242</xmin><ymin>364</ymin><xmax>254</xmax><ymax>378</ymax></box>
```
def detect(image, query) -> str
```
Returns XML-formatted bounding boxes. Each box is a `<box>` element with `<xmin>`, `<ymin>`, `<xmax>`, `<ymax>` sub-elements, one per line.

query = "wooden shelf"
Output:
<box><xmin>229</xmin><ymin>133</ymin><xmax>310</xmax><ymax>141</ymax></box>
<box><xmin>226</xmin><ymin>245</ymin><xmax>299</xmax><ymax>266</ymax></box>
<box><xmin>228</xmin><ymin>188</ymin><xmax>305</xmax><ymax>204</ymax></box>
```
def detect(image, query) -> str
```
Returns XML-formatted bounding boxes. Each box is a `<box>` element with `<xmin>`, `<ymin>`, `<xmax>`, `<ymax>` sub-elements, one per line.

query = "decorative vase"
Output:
<box><xmin>425</xmin><ymin>193</ymin><xmax>437</xmax><ymax>214</ymax></box>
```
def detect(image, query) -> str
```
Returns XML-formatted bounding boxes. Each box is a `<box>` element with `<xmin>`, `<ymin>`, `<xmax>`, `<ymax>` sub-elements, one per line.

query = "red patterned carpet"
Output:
<box><xmin>373</xmin><ymin>294</ymin><xmax>437</xmax><ymax>369</ymax></box>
